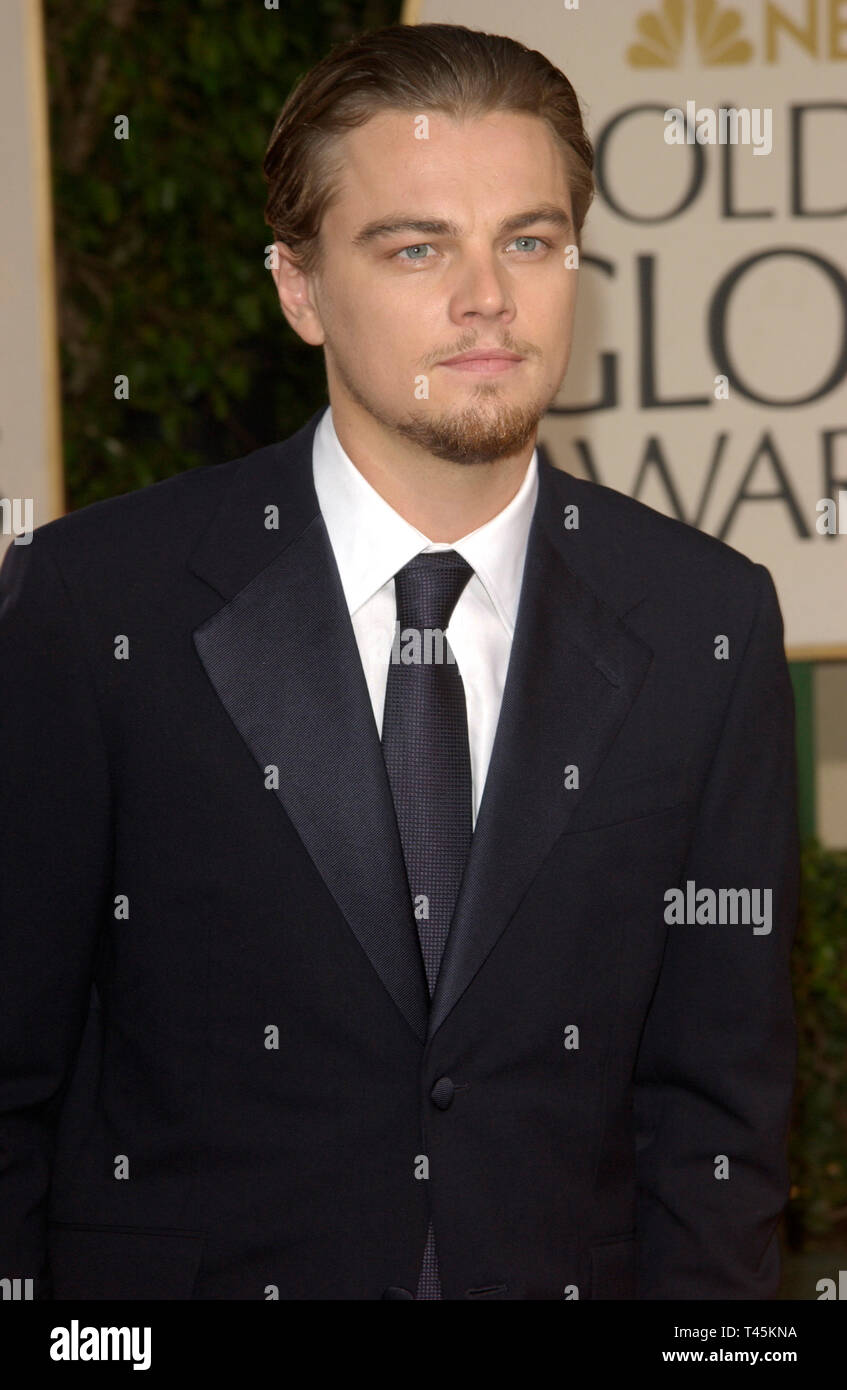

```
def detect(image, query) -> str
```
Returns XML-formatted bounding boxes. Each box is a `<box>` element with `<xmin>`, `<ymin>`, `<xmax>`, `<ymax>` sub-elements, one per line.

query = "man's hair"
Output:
<box><xmin>263</xmin><ymin>22</ymin><xmax>594</xmax><ymax>276</ymax></box>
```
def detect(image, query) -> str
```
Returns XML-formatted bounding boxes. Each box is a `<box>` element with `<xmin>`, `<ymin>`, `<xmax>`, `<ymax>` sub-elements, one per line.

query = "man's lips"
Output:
<box><xmin>438</xmin><ymin>349</ymin><xmax>525</xmax><ymax>374</ymax></box>
<box><xmin>439</xmin><ymin>349</ymin><xmax>523</xmax><ymax>364</ymax></box>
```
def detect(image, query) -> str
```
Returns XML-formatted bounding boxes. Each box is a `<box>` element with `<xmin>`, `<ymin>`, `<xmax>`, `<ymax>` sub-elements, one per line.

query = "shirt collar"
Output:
<box><xmin>312</xmin><ymin>404</ymin><xmax>538</xmax><ymax>637</ymax></box>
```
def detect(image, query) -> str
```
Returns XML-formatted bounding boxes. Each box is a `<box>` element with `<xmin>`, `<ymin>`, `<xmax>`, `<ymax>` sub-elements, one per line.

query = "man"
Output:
<box><xmin>0</xmin><ymin>22</ymin><xmax>798</xmax><ymax>1300</ymax></box>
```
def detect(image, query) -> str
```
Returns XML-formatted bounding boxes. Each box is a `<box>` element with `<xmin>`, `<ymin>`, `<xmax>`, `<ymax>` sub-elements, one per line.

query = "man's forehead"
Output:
<box><xmin>329</xmin><ymin>110</ymin><xmax>572</xmax><ymax>217</ymax></box>
<box><xmin>341</xmin><ymin>106</ymin><xmax>559</xmax><ymax>154</ymax></box>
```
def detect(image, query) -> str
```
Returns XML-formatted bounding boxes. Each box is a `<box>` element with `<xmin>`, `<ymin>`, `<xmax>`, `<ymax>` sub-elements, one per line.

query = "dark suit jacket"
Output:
<box><xmin>0</xmin><ymin>405</ymin><xmax>799</xmax><ymax>1300</ymax></box>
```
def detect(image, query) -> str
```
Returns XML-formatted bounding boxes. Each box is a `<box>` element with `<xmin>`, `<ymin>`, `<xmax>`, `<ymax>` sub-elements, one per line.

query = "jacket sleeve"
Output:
<box><xmin>633</xmin><ymin>562</ymin><xmax>799</xmax><ymax>1299</ymax></box>
<box><xmin>0</xmin><ymin>531</ymin><xmax>112</xmax><ymax>1299</ymax></box>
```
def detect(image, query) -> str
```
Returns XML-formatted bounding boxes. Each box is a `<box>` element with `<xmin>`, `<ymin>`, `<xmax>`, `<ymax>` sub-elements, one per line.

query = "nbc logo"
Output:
<box><xmin>627</xmin><ymin>0</ymin><xmax>754</xmax><ymax>66</ymax></box>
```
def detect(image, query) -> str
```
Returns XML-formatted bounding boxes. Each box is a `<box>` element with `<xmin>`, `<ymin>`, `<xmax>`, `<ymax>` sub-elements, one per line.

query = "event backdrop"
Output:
<box><xmin>0</xmin><ymin>0</ymin><xmax>63</xmax><ymax>561</ymax></box>
<box><xmin>405</xmin><ymin>0</ymin><xmax>847</xmax><ymax>659</ymax></box>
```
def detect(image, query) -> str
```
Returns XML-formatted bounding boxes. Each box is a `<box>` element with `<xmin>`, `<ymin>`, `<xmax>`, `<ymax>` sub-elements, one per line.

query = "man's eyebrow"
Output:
<box><xmin>351</xmin><ymin>204</ymin><xmax>573</xmax><ymax>248</ymax></box>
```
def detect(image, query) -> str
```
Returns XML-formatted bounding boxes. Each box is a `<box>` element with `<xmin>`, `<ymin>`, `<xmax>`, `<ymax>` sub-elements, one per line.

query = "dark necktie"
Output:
<box><xmin>380</xmin><ymin>550</ymin><xmax>475</xmax><ymax>1300</ymax></box>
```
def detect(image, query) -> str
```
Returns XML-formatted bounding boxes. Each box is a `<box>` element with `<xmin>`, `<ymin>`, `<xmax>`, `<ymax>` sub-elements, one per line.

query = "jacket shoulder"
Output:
<box><xmin>30</xmin><ymin>451</ymin><xmax>255</xmax><ymax>556</ymax></box>
<box><xmin>29</xmin><ymin>408</ymin><xmax>326</xmax><ymax>573</ymax></box>
<box><xmin>545</xmin><ymin>464</ymin><xmax>765</xmax><ymax>607</ymax></box>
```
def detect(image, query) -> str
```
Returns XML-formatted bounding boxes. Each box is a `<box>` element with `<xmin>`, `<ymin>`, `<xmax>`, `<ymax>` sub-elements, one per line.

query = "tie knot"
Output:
<box><xmin>393</xmin><ymin>551</ymin><xmax>474</xmax><ymax>632</ymax></box>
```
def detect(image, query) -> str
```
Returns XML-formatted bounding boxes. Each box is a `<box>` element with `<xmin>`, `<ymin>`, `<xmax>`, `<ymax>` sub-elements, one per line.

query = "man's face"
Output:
<box><xmin>273</xmin><ymin>108</ymin><xmax>580</xmax><ymax>465</ymax></box>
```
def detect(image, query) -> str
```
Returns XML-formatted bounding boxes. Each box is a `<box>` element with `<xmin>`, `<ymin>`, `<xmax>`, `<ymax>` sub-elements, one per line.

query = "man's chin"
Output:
<box><xmin>393</xmin><ymin>399</ymin><xmax>545</xmax><ymax>466</ymax></box>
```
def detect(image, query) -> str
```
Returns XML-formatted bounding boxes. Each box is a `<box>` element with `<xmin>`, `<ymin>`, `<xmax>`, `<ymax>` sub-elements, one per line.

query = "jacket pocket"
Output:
<box><xmin>47</xmin><ymin>1222</ymin><xmax>206</xmax><ymax>1300</ymax></box>
<box><xmin>565</xmin><ymin>771</ymin><xmax>691</xmax><ymax>834</ymax></box>
<box><xmin>589</xmin><ymin>1233</ymin><xmax>636</xmax><ymax>1299</ymax></box>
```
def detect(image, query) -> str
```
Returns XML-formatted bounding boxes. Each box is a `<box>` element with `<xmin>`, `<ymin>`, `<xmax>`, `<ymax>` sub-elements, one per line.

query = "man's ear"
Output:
<box><xmin>269</xmin><ymin>241</ymin><xmax>325</xmax><ymax>346</ymax></box>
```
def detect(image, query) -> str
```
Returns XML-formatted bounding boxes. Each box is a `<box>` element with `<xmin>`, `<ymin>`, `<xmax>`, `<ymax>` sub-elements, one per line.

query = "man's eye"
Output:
<box><xmin>509</xmin><ymin>236</ymin><xmax>548</xmax><ymax>253</ymax></box>
<box><xmin>395</xmin><ymin>243</ymin><xmax>434</xmax><ymax>262</ymax></box>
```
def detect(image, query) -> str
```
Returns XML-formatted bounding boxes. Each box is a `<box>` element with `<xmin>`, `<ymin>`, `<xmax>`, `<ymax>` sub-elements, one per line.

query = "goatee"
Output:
<box><xmin>392</xmin><ymin>395</ymin><xmax>544</xmax><ymax>465</ymax></box>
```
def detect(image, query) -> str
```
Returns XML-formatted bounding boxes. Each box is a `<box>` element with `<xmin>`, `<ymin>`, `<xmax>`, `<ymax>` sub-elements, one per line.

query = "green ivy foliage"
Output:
<box><xmin>787</xmin><ymin>836</ymin><xmax>847</xmax><ymax>1248</ymax></box>
<box><xmin>45</xmin><ymin>0</ymin><xmax>401</xmax><ymax>508</ymax></box>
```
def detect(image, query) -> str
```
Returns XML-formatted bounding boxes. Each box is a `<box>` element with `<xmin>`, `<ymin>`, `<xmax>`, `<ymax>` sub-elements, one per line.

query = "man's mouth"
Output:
<box><xmin>438</xmin><ymin>349</ymin><xmax>525</xmax><ymax>375</ymax></box>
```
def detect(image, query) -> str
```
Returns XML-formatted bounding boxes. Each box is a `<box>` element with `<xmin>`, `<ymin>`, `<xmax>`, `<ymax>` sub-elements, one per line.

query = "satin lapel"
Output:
<box><xmin>427</xmin><ymin>465</ymin><xmax>654</xmax><ymax>1041</ymax></box>
<box><xmin>190</xmin><ymin>414</ymin><xmax>429</xmax><ymax>1042</ymax></box>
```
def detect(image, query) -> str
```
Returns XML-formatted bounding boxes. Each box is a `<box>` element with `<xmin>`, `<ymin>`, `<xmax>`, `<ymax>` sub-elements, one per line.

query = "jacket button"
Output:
<box><xmin>382</xmin><ymin>1286</ymin><xmax>414</xmax><ymax>1299</ymax></box>
<box><xmin>430</xmin><ymin>1076</ymin><xmax>455</xmax><ymax>1110</ymax></box>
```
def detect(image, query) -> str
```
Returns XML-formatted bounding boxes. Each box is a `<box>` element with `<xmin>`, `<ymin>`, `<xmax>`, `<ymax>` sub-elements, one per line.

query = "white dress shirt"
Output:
<box><xmin>312</xmin><ymin>405</ymin><xmax>539</xmax><ymax>828</ymax></box>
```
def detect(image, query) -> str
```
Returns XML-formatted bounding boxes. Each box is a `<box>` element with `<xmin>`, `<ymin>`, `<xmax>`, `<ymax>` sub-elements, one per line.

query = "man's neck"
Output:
<box><xmin>328</xmin><ymin>400</ymin><xmax>535</xmax><ymax>543</ymax></box>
